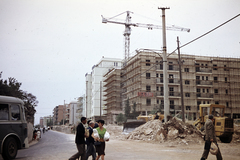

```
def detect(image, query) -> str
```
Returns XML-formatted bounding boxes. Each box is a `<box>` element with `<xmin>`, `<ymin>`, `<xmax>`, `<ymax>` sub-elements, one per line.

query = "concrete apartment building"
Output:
<box><xmin>53</xmin><ymin>105</ymin><xmax>66</xmax><ymax>125</ymax></box>
<box><xmin>103</xmin><ymin>68</ymin><xmax>123</xmax><ymax>123</ymax></box>
<box><xmin>85</xmin><ymin>57</ymin><xmax>122</xmax><ymax>121</ymax></box>
<box><xmin>68</xmin><ymin>97</ymin><xmax>86</xmax><ymax>125</ymax></box>
<box><xmin>128</xmin><ymin>49</ymin><xmax>240</xmax><ymax>118</ymax></box>
<box><xmin>103</xmin><ymin>49</ymin><xmax>240</xmax><ymax>123</ymax></box>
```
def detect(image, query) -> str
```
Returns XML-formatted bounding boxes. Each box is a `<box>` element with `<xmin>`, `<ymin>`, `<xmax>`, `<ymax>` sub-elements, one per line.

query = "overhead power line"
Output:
<box><xmin>169</xmin><ymin>13</ymin><xmax>240</xmax><ymax>56</ymax></box>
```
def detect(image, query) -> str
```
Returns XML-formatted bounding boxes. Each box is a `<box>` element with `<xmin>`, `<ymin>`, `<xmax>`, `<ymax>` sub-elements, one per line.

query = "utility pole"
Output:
<box><xmin>159</xmin><ymin>7</ymin><xmax>170</xmax><ymax>122</ymax></box>
<box><xmin>177</xmin><ymin>37</ymin><xmax>185</xmax><ymax>123</ymax></box>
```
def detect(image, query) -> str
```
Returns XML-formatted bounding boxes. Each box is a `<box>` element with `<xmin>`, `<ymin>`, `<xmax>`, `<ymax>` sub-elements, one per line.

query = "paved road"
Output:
<box><xmin>15</xmin><ymin>130</ymin><xmax>76</xmax><ymax>160</ymax></box>
<box><xmin>1</xmin><ymin>130</ymin><xmax>239</xmax><ymax>160</ymax></box>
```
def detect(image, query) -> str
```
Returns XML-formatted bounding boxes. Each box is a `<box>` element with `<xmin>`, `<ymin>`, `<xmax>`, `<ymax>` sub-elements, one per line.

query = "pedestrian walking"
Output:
<box><xmin>92</xmin><ymin>120</ymin><xmax>109</xmax><ymax>160</ymax></box>
<box><xmin>69</xmin><ymin>117</ymin><xmax>87</xmax><ymax>160</ymax></box>
<box><xmin>200</xmin><ymin>114</ymin><xmax>222</xmax><ymax>160</ymax></box>
<box><xmin>86</xmin><ymin>121</ymin><xmax>96</xmax><ymax>160</ymax></box>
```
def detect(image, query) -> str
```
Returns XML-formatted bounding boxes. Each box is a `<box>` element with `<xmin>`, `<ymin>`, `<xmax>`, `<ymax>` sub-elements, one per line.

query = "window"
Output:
<box><xmin>169</xmin><ymin>87</ymin><xmax>174</xmax><ymax>96</ymax></box>
<box><xmin>0</xmin><ymin>104</ymin><xmax>9</xmax><ymax>120</ymax></box>
<box><xmin>196</xmin><ymin>76</ymin><xmax>200</xmax><ymax>80</ymax></box>
<box><xmin>114</xmin><ymin>62</ymin><xmax>118</xmax><ymax>66</ymax></box>
<box><xmin>185</xmin><ymin>93</ymin><xmax>190</xmax><ymax>97</ymax></box>
<box><xmin>202</xmin><ymin>76</ymin><xmax>204</xmax><ymax>80</ymax></box>
<box><xmin>170</xmin><ymin>100</ymin><xmax>174</xmax><ymax>109</ymax></box>
<box><xmin>146</xmin><ymin>85</ymin><xmax>151</xmax><ymax>92</ymax></box>
<box><xmin>184</xmin><ymin>68</ymin><xmax>189</xmax><ymax>72</ymax></box>
<box><xmin>169</xmin><ymin>62</ymin><xmax>173</xmax><ymax>70</ymax></box>
<box><xmin>160</xmin><ymin>74</ymin><xmax>163</xmax><ymax>78</ymax></box>
<box><xmin>11</xmin><ymin>104</ymin><xmax>20</xmax><ymax>121</ymax></box>
<box><xmin>160</xmin><ymin>87</ymin><xmax>164</xmax><ymax>92</ymax></box>
<box><xmin>146</xmin><ymin>73</ymin><xmax>151</xmax><ymax>79</ymax></box>
<box><xmin>225</xmin><ymin>77</ymin><xmax>227</xmax><ymax>82</ymax></box>
<box><xmin>206</xmin><ymin>76</ymin><xmax>208</xmax><ymax>80</ymax></box>
<box><xmin>207</xmin><ymin>89</ymin><xmax>209</xmax><ymax>93</ymax></box>
<box><xmin>197</xmin><ymin>88</ymin><xmax>200</xmax><ymax>92</ymax></box>
<box><xmin>202</xmin><ymin>89</ymin><xmax>205</xmax><ymax>93</ymax></box>
<box><xmin>156</xmin><ymin>73</ymin><xmax>159</xmax><ymax>77</ymax></box>
<box><xmin>146</xmin><ymin>60</ymin><xmax>150</xmax><ymax>66</ymax></box>
<box><xmin>186</xmin><ymin>106</ymin><xmax>191</xmax><ymax>110</ymax></box>
<box><xmin>160</xmin><ymin>64</ymin><xmax>163</xmax><ymax>70</ymax></box>
<box><xmin>224</xmin><ymin>65</ymin><xmax>229</xmax><ymax>71</ymax></box>
<box><xmin>226</xmin><ymin>102</ymin><xmax>229</xmax><ymax>107</ymax></box>
<box><xmin>156</xmin><ymin>86</ymin><xmax>159</xmax><ymax>91</ymax></box>
<box><xmin>185</xmin><ymin>80</ymin><xmax>190</xmax><ymax>85</ymax></box>
<box><xmin>213</xmin><ymin>64</ymin><xmax>217</xmax><ymax>70</ymax></box>
<box><xmin>214</xmin><ymin>77</ymin><xmax>218</xmax><ymax>82</ymax></box>
<box><xmin>197</xmin><ymin>101</ymin><xmax>201</xmax><ymax>110</ymax></box>
<box><xmin>215</xmin><ymin>101</ymin><xmax>219</xmax><ymax>104</ymax></box>
<box><xmin>169</xmin><ymin>74</ymin><xmax>174</xmax><ymax>83</ymax></box>
<box><xmin>226</xmin><ymin>89</ymin><xmax>228</xmax><ymax>94</ymax></box>
<box><xmin>157</xmin><ymin>99</ymin><xmax>159</xmax><ymax>104</ymax></box>
<box><xmin>146</xmin><ymin>99</ymin><xmax>151</xmax><ymax>106</ymax></box>
<box><xmin>214</xmin><ymin>89</ymin><xmax>218</xmax><ymax>94</ymax></box>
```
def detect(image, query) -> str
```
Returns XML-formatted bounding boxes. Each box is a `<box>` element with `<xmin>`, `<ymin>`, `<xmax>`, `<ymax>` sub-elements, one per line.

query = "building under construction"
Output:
<box><xmin>103</xmin><ymin>49</ymin><xmax>240</xmax><ymax>123</ymax></box>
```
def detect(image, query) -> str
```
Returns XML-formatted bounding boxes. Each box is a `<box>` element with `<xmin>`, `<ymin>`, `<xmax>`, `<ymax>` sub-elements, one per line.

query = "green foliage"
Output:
<box><xmin>0</xmin><ymin>75</ymin><xmax>38</xmax><ymax>124</ymax></box>
<box><xmin>124</xmin><ymin>98</ymin><xmax>131</xmax><ymax>118</ymax></box>
<box><xmin>131</xmin><ymin>102</ymin><xmax>138</xmax><ymax>118</ymax></box>
<box><xmin>116</xmin><ymin>113</ymin><xmax>127</xmax><ymax>124</ymax></box>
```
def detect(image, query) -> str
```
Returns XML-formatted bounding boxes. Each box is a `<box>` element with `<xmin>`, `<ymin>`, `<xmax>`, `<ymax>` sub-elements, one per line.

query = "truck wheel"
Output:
<box><xmin>2</xmin><ymin>137</ymin><xmax>18</xmax><ymax>160</ymax></box>
<box><xmin>219</xmin><ymin>135</ymin><xmax>232</xmax><ymax>143</ymax></box>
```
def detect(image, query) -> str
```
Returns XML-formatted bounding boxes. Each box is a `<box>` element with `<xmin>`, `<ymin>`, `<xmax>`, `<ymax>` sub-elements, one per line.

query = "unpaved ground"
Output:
<box><xmin>105</xmin><ymin>139</ymin><xmax>240</xmax><ymax>160</ymax></box>
<box><xmin>104</xmin><ymin>120</ymin><xmax>240</xmax><ymax>160</ymax></box>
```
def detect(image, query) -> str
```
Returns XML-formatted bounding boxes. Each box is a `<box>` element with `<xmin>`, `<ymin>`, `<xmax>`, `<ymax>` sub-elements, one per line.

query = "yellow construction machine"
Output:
<box><xmin>193</xmin><ymin>104</ymin><xmax>234</xmax><ymax>143</ymax></box>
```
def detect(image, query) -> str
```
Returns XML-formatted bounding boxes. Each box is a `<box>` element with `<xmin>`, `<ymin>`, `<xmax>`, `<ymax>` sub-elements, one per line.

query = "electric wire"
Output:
<box><xmin>169</xmin><ymin>14</ymin><xmax>240</xmax><ymax>56</ymax></box>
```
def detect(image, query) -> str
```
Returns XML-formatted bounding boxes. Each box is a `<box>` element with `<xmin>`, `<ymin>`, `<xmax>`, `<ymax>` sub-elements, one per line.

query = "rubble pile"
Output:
<box><xmin>126</xmin><ymin>117</ymin><xmax>204</xmax><ymax>145</ymax></box>
<box><xmin>105</xmin><ymin>124</ymin><xmax>125</xmax><ymax>140</ymax></box>
<box><xmin>233</xmin><ymin>124</ymin><xmax>240</xmax><ymax>143</ymax></box>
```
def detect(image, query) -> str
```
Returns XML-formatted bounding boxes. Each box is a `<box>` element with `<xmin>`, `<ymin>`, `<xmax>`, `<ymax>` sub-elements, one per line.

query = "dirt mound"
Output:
<box><xmin>126</xmin><ymin>117</ymin><xmax>204</xmax><ymax>145</ymax></box>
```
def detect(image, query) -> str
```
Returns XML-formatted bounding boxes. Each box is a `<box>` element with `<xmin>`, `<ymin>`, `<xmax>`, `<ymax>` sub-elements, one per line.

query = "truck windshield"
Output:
<box><xmin>202</xmin><ymin>107</ymin><xmax>210</xmax><ymax>117</ymax></box>
<box><xmin>212</xmin><ymin>107</ymin><xmax>224</xmax><ymax>117</ymax></box>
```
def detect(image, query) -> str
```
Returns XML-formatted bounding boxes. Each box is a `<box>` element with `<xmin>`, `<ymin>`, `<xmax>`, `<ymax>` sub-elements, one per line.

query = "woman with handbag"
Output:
<box><xmin>92</xmin><ymin>120</ymin><xmax>109</xmax><ymax>160</ymax></box>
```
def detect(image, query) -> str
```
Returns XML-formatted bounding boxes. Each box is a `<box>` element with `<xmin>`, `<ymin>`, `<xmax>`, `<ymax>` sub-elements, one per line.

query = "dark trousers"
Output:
<box><xmin>69</xmin><ymin>144</ymin><xmax>86</xmax><ymax>160</ymax></box>
<box><xmin>86</xmin><ymin>143</ymin><xmax>96</xmax><ymax>160</ymax></box>
<box><xmin>201</xmin><ymin>141</ymin><xmax>222</xmax><ymax>160</ymax></box>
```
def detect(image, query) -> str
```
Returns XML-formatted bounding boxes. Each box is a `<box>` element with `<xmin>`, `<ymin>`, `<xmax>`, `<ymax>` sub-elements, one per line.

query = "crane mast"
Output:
<box><xmin>102</xmin><ymin>11</ymin><xmax>190</xmax><ymax>62</ymax></box>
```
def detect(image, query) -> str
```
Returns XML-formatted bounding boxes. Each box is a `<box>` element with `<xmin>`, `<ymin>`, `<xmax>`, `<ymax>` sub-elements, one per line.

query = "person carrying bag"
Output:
<box><xmin>92</xmin><ymin>120</ymin><xmax>110</xmax><ymax>160</ymax></box>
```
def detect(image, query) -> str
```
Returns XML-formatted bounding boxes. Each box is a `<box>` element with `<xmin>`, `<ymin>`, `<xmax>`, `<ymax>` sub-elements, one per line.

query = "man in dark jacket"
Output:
<box><xmin>86</xmin><ymin>121</ymin><xmax>96</xmax><ymax>160</ymax></box>
<box><xmin>69</xmin><ymin>117</ymin><xmax>87</xmax><ymax>160</ymax></box>
<box><xmin>200</xmin><ymin>115</ymin><xmax>222</xmax><ymax>160</ymax></box>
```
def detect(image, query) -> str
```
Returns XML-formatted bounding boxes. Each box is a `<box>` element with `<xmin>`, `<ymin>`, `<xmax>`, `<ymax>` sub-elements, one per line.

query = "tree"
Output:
<box><xmin>116</xmin><ymin>113</ymin><xmax>127</xmax><ymax>124</ymax></box>
<box><xmin>132</xmin><ymin>102</ymin><xmax>138</xmax><ymax>118</ymax></box>
<box><xmin>124</xmin><ymin>98</ymin><xmax>131</xmax><ymax>118</ymax></box>
<box><xmin>0</xmin><ymin>75</ymin><xmax>38</xmax><ymax>124</ymax></box>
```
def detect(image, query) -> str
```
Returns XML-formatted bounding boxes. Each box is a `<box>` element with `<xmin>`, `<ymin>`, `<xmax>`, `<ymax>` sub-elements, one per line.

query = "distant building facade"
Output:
<box><xmin>85</xmin><ymin>57</ymin><xmax>122</xmax><ymax>121</ymax></box>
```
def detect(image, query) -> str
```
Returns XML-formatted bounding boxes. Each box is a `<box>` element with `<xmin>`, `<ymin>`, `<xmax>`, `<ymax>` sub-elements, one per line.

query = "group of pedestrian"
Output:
<box><xmin>69</xmin><ymin>117</ymin><xmax>109</xmax><ymax>160</ymax></box>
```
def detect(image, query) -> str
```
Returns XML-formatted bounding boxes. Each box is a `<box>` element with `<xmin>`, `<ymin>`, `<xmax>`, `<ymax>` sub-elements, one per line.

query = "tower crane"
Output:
<box><xmin>102</xmin><ymin>11</ymin><xmax>190</xmax><ymax>62</ymax></box>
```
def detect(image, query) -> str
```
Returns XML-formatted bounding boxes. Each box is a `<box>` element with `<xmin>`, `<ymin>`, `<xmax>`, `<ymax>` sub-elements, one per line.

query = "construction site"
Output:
<box><xmin>103</xmin><ymin>49</ymin><xmax>240</xmax><ymax>123</ymax></box>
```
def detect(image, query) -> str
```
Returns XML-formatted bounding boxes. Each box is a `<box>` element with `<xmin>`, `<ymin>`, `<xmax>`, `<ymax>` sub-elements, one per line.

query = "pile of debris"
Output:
<box><xmin>233</xmin><ymin>123</ymin><xmax>240</xmax><ymax>143</ymax></box>
<box><xmin>126</xmin><ymin>117</ymin><xmax>204</xmax><ymax>145</ymax></box>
